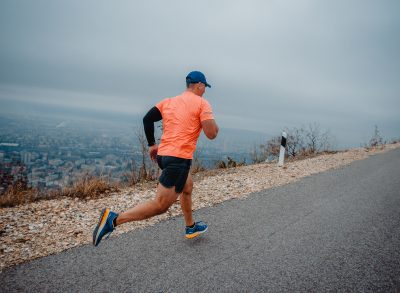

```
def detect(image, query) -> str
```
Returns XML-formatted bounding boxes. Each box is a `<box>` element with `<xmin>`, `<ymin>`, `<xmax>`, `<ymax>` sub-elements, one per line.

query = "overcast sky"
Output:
<box><xmin>0</xmin><ymin>0</ymin><xmax>399</xmax><ymax>148</ymax></box>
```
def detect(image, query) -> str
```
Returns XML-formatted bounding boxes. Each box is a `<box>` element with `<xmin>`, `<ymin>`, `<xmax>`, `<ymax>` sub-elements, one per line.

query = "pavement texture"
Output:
<box><xmin>1</xmin><ymin>148</ymin><xmax>400</xmax><ymax>292</ymax></box>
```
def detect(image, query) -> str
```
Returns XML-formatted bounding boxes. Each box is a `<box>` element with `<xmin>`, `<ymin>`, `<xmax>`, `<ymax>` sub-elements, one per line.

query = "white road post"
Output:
<box><xmin>278</xmin><ymin>131</ymin><xmax>287</xmax><ymax>167</ymax></box>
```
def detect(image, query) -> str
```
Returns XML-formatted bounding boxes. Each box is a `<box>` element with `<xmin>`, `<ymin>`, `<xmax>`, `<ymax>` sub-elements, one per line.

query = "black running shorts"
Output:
<box><xmin>156</xmin><ymin>155</ymin><xmax>192</xmax><ymax>193</ymax></box>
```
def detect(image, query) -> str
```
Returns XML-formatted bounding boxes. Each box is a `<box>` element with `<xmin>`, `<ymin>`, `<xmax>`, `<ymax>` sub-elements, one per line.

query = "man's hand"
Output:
<box><xmin>149</xmin><ymin>145</ymin><xmax>158</xmax><ymax>162</ymax></box>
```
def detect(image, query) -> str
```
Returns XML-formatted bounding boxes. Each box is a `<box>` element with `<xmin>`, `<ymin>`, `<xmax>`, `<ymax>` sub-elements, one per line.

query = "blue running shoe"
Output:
<box><xmin>93</xmin><ymin>208</ymin><xmax>118</xmax><ymax>246</ymax></box>
<box><xmin>185</xmin><ymin>221</ymin><xmax>208</xmax><ymax>239</ymax></box>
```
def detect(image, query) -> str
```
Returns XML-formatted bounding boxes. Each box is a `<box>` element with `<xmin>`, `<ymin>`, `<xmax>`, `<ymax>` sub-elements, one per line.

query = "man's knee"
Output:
<box><xmin>182</xmin><ymin>178</ymin><xmax>193</xmax><ymax>196</ymax></box>
<box><xmin>182</xmin><ymin>187</ymin><xmax>192</xmax><ymax>196</ymax></box>
<box><xmin>155</xmin><ymin>183</ymin><xmax>178</xmax><ymax>214</ymax></box>
<box><xmin>154</xmin><ymin>197</ymin><xmax>174</xmax><ymax>214</ymax></box>
<box><xmin>154</xmin><ymin>202</ymin><xmax>169</xmax><ymax>214</ymax></box>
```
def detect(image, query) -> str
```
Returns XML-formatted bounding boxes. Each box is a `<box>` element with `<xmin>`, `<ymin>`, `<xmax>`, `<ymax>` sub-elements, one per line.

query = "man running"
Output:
<box><xmin>93</xmin><ymin>71</ymin><xmax>219</xmax><ymax>246</ymax></box>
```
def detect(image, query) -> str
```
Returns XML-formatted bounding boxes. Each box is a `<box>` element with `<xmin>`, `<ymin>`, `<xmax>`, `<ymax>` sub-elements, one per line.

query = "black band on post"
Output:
<box><xmin>281</xmin><ymin>137</ymin><xmax>287</xmax><ymax>148</ymax></box>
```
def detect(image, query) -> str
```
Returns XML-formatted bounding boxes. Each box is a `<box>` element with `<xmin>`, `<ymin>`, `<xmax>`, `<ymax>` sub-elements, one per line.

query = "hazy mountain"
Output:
<box><xmin>0</xmin><ymin>98</ymin><xmax>270</xmax><ymax>153</ymax></box>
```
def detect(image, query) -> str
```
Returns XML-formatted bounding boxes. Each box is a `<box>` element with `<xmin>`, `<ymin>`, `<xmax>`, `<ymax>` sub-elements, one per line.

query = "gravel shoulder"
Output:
<box><xmin>1</xmin><ymin>143</ymin><xmax>399</xmax><ymax>271</ymax></box>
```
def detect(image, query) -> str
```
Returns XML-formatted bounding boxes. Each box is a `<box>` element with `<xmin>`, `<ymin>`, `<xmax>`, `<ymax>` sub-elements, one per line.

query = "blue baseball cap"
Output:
<box><xmin>186</xmin><ymin>71</ymin><xmax>211</xmax><ymax>88</ymax></box>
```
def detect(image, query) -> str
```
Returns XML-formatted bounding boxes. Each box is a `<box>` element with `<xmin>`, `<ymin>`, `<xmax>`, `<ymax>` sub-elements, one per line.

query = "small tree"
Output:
<box><xmin>134</xmin><ymin>126</ymin><xmax>148</xmax><ymax>181</ymax></box>
<box><xmin>121</xmin><ymin>156</ymin><xmax>138</xmax><ymax>186</ymax></box>
<box><xmin>227</xmin><ymin>157</ymin><xmax>237</xmax><ymax>168</ymax></box>
<box><xmin>304</xmin><ymin>123</ymin><xmax>331</xmax><ymax>154</ymax></box>
<box><xmin>305</xmin><ymin>123</ymin><xmax>320</xmax><ymax>153</ymax></box>
<box><xmin>367</xmin><ymin>125</ymin><xmax>384</xmax><ymax>149</ymax></box>
<box><xmin>286</xmin><ymin>127</ymin><xmax>305</xmax><ymax>157</ymax></box>
<box><xmin>266</xmin><ymin>136</ymin><xmax>281</xmax><ymax>159</ymax></box>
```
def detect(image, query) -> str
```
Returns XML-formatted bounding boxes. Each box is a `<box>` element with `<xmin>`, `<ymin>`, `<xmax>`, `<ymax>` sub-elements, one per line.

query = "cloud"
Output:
<box><xmin>0</xmin><ymin>0</ymin><xmax>399</xmax><ymax>147</ymax></box>
<box><xmin>0</xmin><ymin>84</ymin><xmax>146</xmax><ymax>115</ymax></box>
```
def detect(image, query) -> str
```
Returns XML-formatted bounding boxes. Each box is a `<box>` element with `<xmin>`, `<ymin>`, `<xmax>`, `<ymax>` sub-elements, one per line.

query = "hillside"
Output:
<box><xmin>0</xmin><ymin>143</ymin><xmax>399</xmax><ymax>271</ymax></box>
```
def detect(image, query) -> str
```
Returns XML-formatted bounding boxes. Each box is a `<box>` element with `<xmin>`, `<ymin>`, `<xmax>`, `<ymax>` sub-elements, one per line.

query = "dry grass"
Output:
<box><xmin>0</xmin><ymin>184</ymin><xmax>41</xmax><ymax>208</ymax></box>
<box><xmin>0</xmin><ymin>147</ymin><xmax>363</xmax><ymax>208</ymax></box>
<box><xmin>0</xmin><ymin>176</ymin><xmax>119</xmax><ymax>208</ymax></box>
<box><xmin>0</xmin><ymin>149</ymin><xmax>337</xmax><ymax>208</ymax></box>
<box><xmin>60</xmin><ymin>175</ymin><xmax>119</xmax><ymax>199</ymax></box>
<box><xmin>285</xmin><ymin>149</ymin><xmax>339</xmax><ymax>162</ymax></box>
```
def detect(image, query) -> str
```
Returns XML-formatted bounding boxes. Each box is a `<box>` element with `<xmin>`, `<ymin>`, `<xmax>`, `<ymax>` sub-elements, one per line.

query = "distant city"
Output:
<box><xmin>0</xmin><ymin>114</ymin><xmax>266</xmax><ymax>192</ymax></box>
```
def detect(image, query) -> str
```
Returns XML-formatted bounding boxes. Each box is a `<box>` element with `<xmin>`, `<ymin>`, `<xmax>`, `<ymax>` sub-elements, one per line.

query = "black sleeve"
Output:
<box><xmin>143</xmin><ymin>106</ymin><xmax>162</xmax><ymax>146</ymax></box>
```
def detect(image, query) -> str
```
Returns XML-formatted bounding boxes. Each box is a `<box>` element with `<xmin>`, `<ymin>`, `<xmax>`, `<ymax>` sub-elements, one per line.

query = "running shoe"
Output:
<box><xmin>185</xmin><ymin>221</ymin><xmax>208</xmax><ymax>239</ymax></box>
<box><xmin>93</xmin><ymin>208</ymin><xmax>118</xmax><ymax>246</ymax></box>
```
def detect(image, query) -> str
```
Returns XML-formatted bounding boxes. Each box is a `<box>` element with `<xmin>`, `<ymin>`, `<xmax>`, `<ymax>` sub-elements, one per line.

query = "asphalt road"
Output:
<box><xmin>1</xmin><ymin>148</ymin><xmax>400</xmax><ymax>292</ymax></box>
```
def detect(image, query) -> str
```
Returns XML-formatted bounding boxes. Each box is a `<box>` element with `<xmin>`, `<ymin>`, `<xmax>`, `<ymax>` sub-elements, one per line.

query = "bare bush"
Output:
<box><xmin>261</xmin><ymin>123</ymin><xmax>333</xmax><ymax>162</ymax></box>
<box><xmin>368</xmin><ymin>125</ymin><xmax>384</xmax><ymax>149</ymax></box>
<box><xmin>227</xmin><ymin>157</ymin><xmax>236</xmax><ymax>168</ymax></box>
<box><xmin>61</xmin><ymin>174</ymin><xmax>119</xmax><ymax>199</ymax></box>
<box><xmin>133</xmin><ymin>126</ymin><xmax>159</xmax><ymax>183</ymax></box>
<box><xmin>134</xmin><ymin>126</ymin><xmax>149</xmax><ymax>180</ymax></box>
<box><xmin>286</xmin><ymin>127</ymin><xmax>305</xmax><ymax>157</ymax></box>
<box><xmin>215</xmin><ymin>160</ymin><xmax>227</xmax><ymax>169</ymax></box>
<box><xmin>266</xmin><ymin>136</ymin><xmax>281</xmax><ymax>159</ymax></box>
<box><xmin>304</xmin><ymin>123</ymin><xmax>331</xmax><ymax>153</ymax></box>
<box><xmin>0</xmin><ymin>183</ymin><xmax>40</xmax><ymax>208</ymax></box>
<box><xmin>0</xmin><ymin>174</ymin><xmax>119</xmax><ymax>207</ymax></box>
<box><xmin>215</xmin><ymin>156</ymin><xmax>245</xmax><ymax>169</ymax></box>
<box><xmin>121</xmin><ymin>157</ymin><xmax>139</xmax><ymax>186</ymax></box>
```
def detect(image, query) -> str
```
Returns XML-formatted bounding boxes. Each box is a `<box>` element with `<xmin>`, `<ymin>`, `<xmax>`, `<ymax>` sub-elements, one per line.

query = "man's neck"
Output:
<box><xmin>186</xmin><ymin>88</ymin><xmax>203</xmax><ymax>97</ymax></box>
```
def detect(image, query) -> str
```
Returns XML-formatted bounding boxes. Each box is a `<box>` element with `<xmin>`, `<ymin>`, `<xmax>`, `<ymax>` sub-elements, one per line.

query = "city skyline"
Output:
<box><xmin>0</xmin><ymin>114</ymin><xmax>259</xmax><ymax>191</ymax></box>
